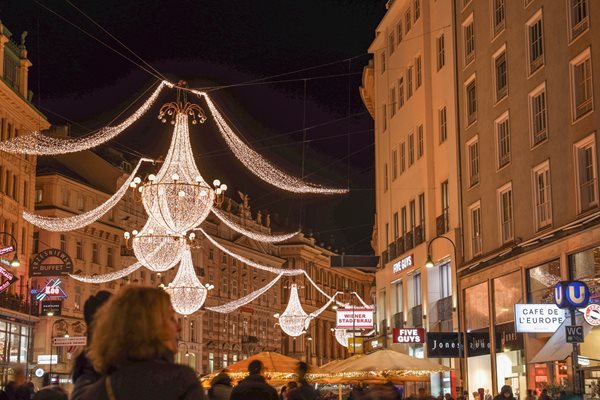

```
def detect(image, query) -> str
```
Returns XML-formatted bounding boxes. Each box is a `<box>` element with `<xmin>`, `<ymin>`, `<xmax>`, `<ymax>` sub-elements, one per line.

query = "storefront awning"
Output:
<box><xmin>530</xmin><ymin>314</ymin><xmax>593</xmax><ymax>363</ymax></box>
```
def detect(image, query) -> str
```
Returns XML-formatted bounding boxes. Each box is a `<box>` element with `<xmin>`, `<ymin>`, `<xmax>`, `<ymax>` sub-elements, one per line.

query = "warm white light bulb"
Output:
<box><xmin>178</xmin><ymin>190</ymin><xmax>186</xmax><ymax>197</ymax></box>
<box><xmin>195</xmin><ymin>176</ymin><xmax>202</xmax><ymax>183</ymax></box>
<box><xmin>213</xmin><ymin>179</ymin><xmax>221</xmax><ymax>187</ymax></box>
<box><xmin>220</xmin><ymin>184</ymin><xmax>227</xmax><ymax>191</ymax></box>
<box><xmin>134</xmin><ymin>177</ymin><xmax>142</xmax><ymax>184</ymax></box>
<box><xmin>130</xmin><ymin>182</ymin><xmax>137</xmax><ymax>188</ymax></box>
<box><xmin>172</xmin><ymin>173</ymin><xmax>180</xmax><ymax>181</ymax></box>
<box><xmin>124</xmin><ymin>232</ymin><xmax>131</xmax><ymax>239</ymax></box>
<box><xmin>200</xmin><ymin>190</ymin><xmax>207</xmax><ymax>197</ymax></box>
<box><xmin>148</xmin><ymin>174</ymin><xmax>156</xmax><ymax>181</ymax></box>
<box><xmin>215</xmin><ymin>188</ymin><xmax>222</xmax><ymax>195</ymax></box>
<box><xmin>132</xmin><ymin>230</ymin><xmax>139</xmax><ymax>236</ymax></box>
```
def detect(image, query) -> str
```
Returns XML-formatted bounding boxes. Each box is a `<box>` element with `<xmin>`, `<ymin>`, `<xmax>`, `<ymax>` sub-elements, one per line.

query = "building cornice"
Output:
<box><xmin>0</xmin><ymin>78</ymin><xmax>48</xmax><ymax>129</ymax></box>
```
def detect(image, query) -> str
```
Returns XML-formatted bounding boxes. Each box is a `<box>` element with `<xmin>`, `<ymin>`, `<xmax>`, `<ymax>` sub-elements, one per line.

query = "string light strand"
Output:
<box><xmin>211</xmin><ymin>207</ymin><xmax>299</xmax><ymax>242</ymax></box>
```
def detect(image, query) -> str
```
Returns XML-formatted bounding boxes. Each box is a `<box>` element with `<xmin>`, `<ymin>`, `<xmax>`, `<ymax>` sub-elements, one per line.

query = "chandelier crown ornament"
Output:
<box><xmin>165</xmin><ymin>245</ymin><xmax>207</xmax><ymax>315</ymax></box>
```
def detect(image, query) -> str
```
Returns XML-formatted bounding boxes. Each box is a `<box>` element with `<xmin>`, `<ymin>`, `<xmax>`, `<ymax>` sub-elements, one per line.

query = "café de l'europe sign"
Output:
<box><xmin>514</xmin><ymin>304</ymin><xmax>568</xmax><ymax>333</ymax></box>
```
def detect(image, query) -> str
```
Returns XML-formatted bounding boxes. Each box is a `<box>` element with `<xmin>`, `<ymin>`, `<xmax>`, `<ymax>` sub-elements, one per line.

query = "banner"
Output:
<box><xmin>336</xmin><ymin>308</ymin><xmax>374</xmax><ymax>329</ymax></box>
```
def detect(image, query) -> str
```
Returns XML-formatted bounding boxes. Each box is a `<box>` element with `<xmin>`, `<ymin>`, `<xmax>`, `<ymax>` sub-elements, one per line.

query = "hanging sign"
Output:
<box><xmin>41</xmin><ymin>300</ymin><xmax>63</xmax><ymax>316</ymax></box>
<box><xmin>583</xmin><ymin>303</ymin><xmax>600</xmax><ymax>326</ymax></box>
<box><xmin>37</xmin><ymin>355</ymin><xmax>58</xmax><ymax>365</ymax></box>
<box><xmin>30</xmin><ymin>248</ymin><xmax>74</xmax><ymax>277</ymax></box>
<box><xmin>392</xmin><ymin>328</ymin><xmax>425</xmax><ymax>343</ymax></box>
<box><xmin>426</xmin><ymin>332</ymin><xmax>463</xmax><ymax>358</ymax></box>
<box><xmin>364</xmin><ymin>336</ymin><xmax>384</xmax><ymax>353</ymax></box>
<box><xmin>36</xmin><ymin>279</ymin><xmax>68</xmax><ymax>301</ymax></box>
<box><xmin>467</xmin><ymin>331</ymin><xmax>491</xmax><ymax>357</ymax></box>
<box><xmin>554</xmin><ymin>281</ymin><xmax>590</xmax><ymax>309</ymax></box>
<box><xmin>514</xmin><ymin>304</ymin><xmax>567</xmax><ymax>332</ymax></box>
<box><xmin>0</xmin><ymin>265</ymin><xmax>18</xmax><ymax>293</ymax></box>
<box><xmin>495</xmin><ymin>323</ymin><xmax>524</xmax><ymax>352</ymax></box>
<box><xmin>53</xmin><ymin>336</ymin><xmax>87</xmax><ymax>347</ymax></box>
<box><xmin>347</xmin><ymin>337</ymin><xmax>364</xmax><ymax>354</ymax></box>
<box><xmin>336</xmin><ymin>308</ymin><xmax>374</xmax><ymax>329</ymax></box>
<box><xmin>0</xmin><ymin>245</ymin><xmax>14</xmax><ymax>255</ymax></box>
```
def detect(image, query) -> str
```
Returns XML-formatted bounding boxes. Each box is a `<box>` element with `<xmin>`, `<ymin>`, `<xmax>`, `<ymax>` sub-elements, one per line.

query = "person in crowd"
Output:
<box><xmin>538</xmin><ymin>389</ymin><xmax>550</xmax><ymax>400</ymax></box>
<box><xmin>445</xmin><ymin>393</ymin><xmax>455</xmax><ymax>400</ymax></box>
<box><xmin>417</xmin><ymin>388</ymin><xmax>434</xmax><ymax>400</ymax></box>
<box><xmin>32</xmin><ymin>386</ymin><xmax>68</xmax><ymax>400</ymax></box>
<box><xmin>208</xmin><ymin>369</ymin><xmax>233</xmax><ymax>400</ymax></box>
<box><xmin>72</xmin><ymin>286</ymin><xmax>205</xmax><ymax>400</ymax></box>
<box><xmin>473</xmin><ymin>392</ymin><xmax>480</xmax><ymax>400</ymax></box>
<box><xmin>526</xmin><ymin>389</ymin><xmax>537</xmax><ymax>400</ymax></box>
<box><xmin>0</xmin><ymin>366</ymin><xmax>34</xmax><ymax>400</ymax></box>
<box><xmin>484</xmin><ymin>390</ymin><xmax>493</xmax><ymax>400</ymax></box>
<box><xmin>230</xmin><ymin>360</ymin><xmax>278</xmax><ymax>400</ymax></box>
<box><xmin>493</xmin><ymin>386</ymin><xmax>516</xmax><ymax>400</ymax></box>
<box><xmin>287</xmin><ymin>362</ymin><xmax>319</xmax><ymax>400</ymax></box>
<box><xmin>279</xmin><ymin>385</ymin><xmax>287</xmax><ymax>400</ymax></box>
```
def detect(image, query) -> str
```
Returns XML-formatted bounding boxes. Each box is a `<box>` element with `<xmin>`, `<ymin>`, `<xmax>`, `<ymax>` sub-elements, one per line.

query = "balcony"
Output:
<box><xmin>388</xmin><ymin>242</ymin><xmax>397</xmax><ymax>260</ymax></box>
<box><xmin>242</xmin><ymin>335</ymin><xmax>258</xmax><ymax>344</ymax></box>
<box><xmin>0</xmin><ymin>293</ymin><xmax>38</xmax><ymax>316</ymax></box>
<box><xmin>411</xmin><ymin>304</ymin><xmax>423</xmax><ymax>327</ymax></box>
<box><xmin>414</xmin><ymin>226</ymin><xmax>424</xmax><ymax>246</ymax></box>
<box><xmin>437</xmin><ymin>296</ymin><xmax>453</xmax><ymax>321</ymax></box>
<box><xmin>393</xmin><ymin>312</ymin><xmax>404</xmax><ymax>329</ymax></box>
<box><xmin>436</xmin><ymin>209</ymin><xmax>450</xmax><ymax>236</ymax></box>
<box><xmin>404</xmin><ymin>231</ymin><xmax>414</xmax><ymax>251</ymax></box>
<box><xmin>395</xmin><ymin>237</ymin><xmax>405</xmax><ymax>256</ymax></box>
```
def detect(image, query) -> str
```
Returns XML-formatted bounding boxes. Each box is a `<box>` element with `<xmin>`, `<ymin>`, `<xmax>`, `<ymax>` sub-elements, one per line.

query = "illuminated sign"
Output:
<box><xmin>53</xmin><ymin>336</ymin><xmax>87</xmax><ymax>347</ymax></box>
<box><xmin>37</xmin><ymin>355</ymin><xmax>58</xmax><ymax>365</ymax></box>
<box><xmin>393</xmin><ymin>255</ymin><xmax>413</xmax><ymax>273</ymax></box>
<box><xmin>392</xmin><ymin>328</ymin><xmax>425</xmax><ymax>343</ymax></box>
<box><xmin>336</xmin><ymin>308</ymin><xmax>374</xmax><ymax>329</ymax></box>
<box><xmin>41</xmin><ymin>300</ymin><xmax>63</xmax><ymax>316</ymax></box>
<box><xmin>514</xmin><ymin>304</ymin><xmax>567</xmax><ymax>332</ymax></box>
<box><xmin>0</xmin><ymin>245</ymin><xmax>14</xmax><ymax>255</ymax></box>
<box><xmin>0</xmin><ymin>265</ymin><xmax>18</xmax><ymax>293</ymax></box>
<box><xmin>36</xmin><ymin>279</ymin><xmax>68</xmax><ymax>301</ymax></box>
<box><xmin>583</xmin><ymin>304</ymin><xmax>600</xmax><ymax>326</ymax></box>
<box><xmin>29</xmin><ymin>248</ymin><xmax>74</xmax><ymax>277</ymax></box>
<box><xmin>347</xmin><ymin>337</ymin><xmax>364</xmax><ymax>354</ymax></box>
<box><xmin>554</xmin><ymin>281</ymin><xmax>590</xmax><ymax>309</ymax></box>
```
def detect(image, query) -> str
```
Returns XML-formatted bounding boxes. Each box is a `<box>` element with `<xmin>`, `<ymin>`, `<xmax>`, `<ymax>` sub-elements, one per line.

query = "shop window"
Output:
<box><xmin>569</xmin><ymin>246</ymin><xmax>600</xmax><ymax>280</ymax></box>
<box><xmin>526</xmin><ymin>260</ymin><xmax>560</xmax><ymax>303</ymax></box>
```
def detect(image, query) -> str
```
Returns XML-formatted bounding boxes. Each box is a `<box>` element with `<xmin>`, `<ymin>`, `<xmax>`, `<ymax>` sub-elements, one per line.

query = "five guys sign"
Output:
<box><xmin>392</xmin><ymin>328</ymin><xmax>425</xmax><ymax>343</ymax></box>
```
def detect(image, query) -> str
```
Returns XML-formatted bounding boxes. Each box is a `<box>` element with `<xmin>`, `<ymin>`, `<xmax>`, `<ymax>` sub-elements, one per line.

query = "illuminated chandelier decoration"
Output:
<box><xmin>334</xmin><ymin>329</ymin><xmax>353</xmax><ymax>347</ymax></box>
<box><xmin>165</xmin><ymin>245</ymin><xmax>207</xmax><ymax>315</ymax></box>
<box><xmin>278</xmin><ymin>283</ymin><xmax>310</xmax><ymax>337</ymax></box>
<box><xmin>130</xmin><ymin>218</ymin><xmax>185</xmax><ymax>272</ymax></box>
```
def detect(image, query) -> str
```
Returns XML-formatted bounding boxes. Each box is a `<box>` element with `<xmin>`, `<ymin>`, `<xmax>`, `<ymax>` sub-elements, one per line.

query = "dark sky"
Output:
<box><xmin>2</xmin><ymin>0</ymin><xmax>386</xmax><ymax>254</ymax></box>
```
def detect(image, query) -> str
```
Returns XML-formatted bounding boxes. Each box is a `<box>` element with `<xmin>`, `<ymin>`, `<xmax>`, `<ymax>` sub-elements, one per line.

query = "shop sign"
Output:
<box><xmin>583</xmin><ymin>303</ymin><xmax>600</xmax><ymax>326</ymax></box>
<box><xmin>36</xmin><ymin>279</ymin><xmax>68</xmax><ymax>301</ymax></box>
<box><xmin>393</xmin><ymin>255</ymin><xmax>413</xmax><ymax>274</ymax></box>
<box><xmin>37</xmin><ymin>355</ymin><xmax>58</xmax><ymax>365</ymax></box>
<box><xmin>0</xmin><ymin>245</ymin><xmax>14</xmax><ymax>255</ymax></box>
<box><xmin>364</xmin><ymin>336</ymin><xmax>384</xmax><ymax>353</ymax></box>
<box><xmin>554</xmin><ymin>281</ymin><xmax>590</xmax><ymax>309</ymax></box>
<box><xmin>53</xmin><ymin>336</ymin><xmax>87</xmax><ymax>347</ymax></box>
<box><xmin>41</xmin><ymin>300</ymin><xmax>62</xmax><ymax>316</ymax></box>
<box><xmin>392</xmin><ymin>328</ymin><xmax>425</xmax><ymax>343</ymax></box>
<box><xmin>336</xmin><ymin>308</ymin><xmax>374</xmax><ymax>329</ymax></box>
<box><xmin>514</xmin><ymin>304</ymin><xmax>567</xmax><ymax>333</ymax></box>
<box><xmin>565</xmin><ymin>325</ymin><xmax>584</xmax><ymax>343</ymax></box>
<box><xmin>467</xmin><ymin>331</ymin><xmax>491</xmax><ymax>357</ymax></box>
<box><xmin>0</xmin><ymin>265</ymin><xmax>18</xmax><ymax>293</ymax></box>
<box><xmin>30</xmin><ymin>248</ymin><xmax>74</xmax><ymax>277</ymax></box>
<box><xmin>347</xmin><ymin>337</ymin><xmax>364</xmax><ymax>354</ymax></box>
<box><xmin>495</xmin><ymin>323</ymin><xmax>524</xmax><ymax>352</ymax></box>
<box><xmin>426</xmin><ymin>332</ymin><xmax>463</xmax><ymax>358</ymax></box>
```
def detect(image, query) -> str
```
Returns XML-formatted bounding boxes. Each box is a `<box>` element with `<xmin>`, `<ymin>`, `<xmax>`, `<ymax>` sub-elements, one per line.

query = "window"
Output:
<box><xmin>574</xmin><ymin>134</ymin><xmax>598</xmax><ymax>212</ymax></box>
<box><xmin>571</xmin><ymin>48</ymin><xmax>593</xmax><ymax>120</ymax></box>
<box><xmin>208</xmin><ymin>353</ymin><xmax>214</xmax><ymax>373</ymax></box>
<box><xmin>397</xmin><ymin>21</ymin><xmax>403</xmax><ymax>44</ymax></box>
<box><xmin>77</xmin><ymin>195</ymin><xmax>84</xmax><ymax>211</ymax></box>
<box><xmin>413</xmin><ymin>273</ymin><xmax>422</xmax><ymax>306</ymax></box>
<box><xmin>384</xmin><ymin>163</ymin><xmax>389</xmax><ymax>192</ymax></box>
<box><xmin>415</xmin><ymin>56</ymin><xmax>422</xmax><ymax>89</ymax></box>
<box><xmin>533</xmin><ymin>161</ymin><xmax>552</xmax><ymax>230</ymax></box>
<box><xmin>398</xmin><ymin>78</ymin><xmax>405</xmax><ymax>108</ymax></box>
<box><xmin>60</xmin><ymin>235</ymin><xmax>66</xmax><ymax>252</ymax></box>
<box><xmin>529</xmin><ymin>83</ymin><xmax>548</xmax><ymax>146</ymax></box>
<box><xmin>400</xmin><ymin>142</ymin><xmax>406</xmax><ymax>174</ymax></box>
<box><xmin>467</xmin><ymin>136</ymin><xmax>480</xmax><ymax>187</ymax></box>
<box><xmin>382</xmin><ymin>105</ymin><xmax>387</xmax><ymax>131</ymax></box>
<box><xmin>417</xmin><ymin>125</ymin><xmax>424</xmax><ymax>159</ymax></box>
<box><xmin>527</xmin><ymin>260</ymin><xmax>560</xmax><ymax>303</ymax></box>
<box><xmin>208</xmin><ymin>248</ymin><xmax>214</xmax><ymax>261</ymax></box>
<box><xmin>92</xmin><ymin>243</ymin><xmax>99</xmax><ymax>264</ymax></box>
<box><xmin>33</xmin><ymin>232</ymin><xmax>39</xmax><ymax>254</ymax></box>
<box><xmin>405</xmin><ymin>9</ymin><xmax>412</xmax><ymax>34</ymax></box>
<box><xmin>492</xmin><ymin>0</ymin><xmax>505</xmax><ymax>35</ymax></box>
<box><xmin>498</xmin><ymin>184</ymin><xmax>514</xmax><ymax>243</ymax></box>
<box><xmin>441</xmin><ymin>181</ymin><xmax>450</xmax><ymax>232</ymax></box>
<box><xmin>22</xmin><ymin>181</ymin><xmax>28</xmax><ymax>207</ymax></box>
<box><xmin>380</xmin><ymin>53</ymin><xmax>386</xmax><ymax>74</ymax></box>
<box><xmin>388</xmin><ymin>33</ymin><xmax>395</xmax><ymax>55</ymax></box>
<box><xmin>466</xmin><ymin>78</ymin><xmax>477</xmax><ymax>125</ymax></box>
<box><xmin>413</xmin><ymin>0</ymin><xmax>420</xmax><ymax>21</ymax></box>
<box><xmin>469</xmin><ymin>202</ymin><xmax>482</xmax><ymax>257</ymax></box>
<box><xmin>74</xmin><ymin>286</ymin><xmax>81</xmax><ymax>311</ymax></box>
<box><xmin>20</xmin><ymin>227</ymin><xmax>25</xmax><ymax>255</ymax></box>
<box><xmin>401</xmin><ymin>207</ymin><xmax>407</xmax><ymax>235</ymax></box>
<box><xmin>494</xmin><ymin>49</ymin><xmax>508</xmax><ymax>101</ymax></box>
<box><xmin>409</xmin><ymin>200</ymin><xmax>416</xmax><ymax>231</ymax></box>
<box><xmin>391</xmin><ymin>212</ymin><xmax>399</xmax><ymax>241</ymax></box>
<box><xmin>390</xmin><ymin>87</ymin><xmax>397</xmax><ymax>117</ymax></box>
<box><xmin>221</xmin><ymin>253</ymin><xmax>227</xmax><ymax>264</ymax></box>
<box><xmin>11</xmin><ymin>175</ymin><xmax>17</xmax><ymax>201</ymax></box>
<box><xmin>463</xmin><ymin>16</ymin><xmax>475</xmax><ymax>65</ymax></box>
<box><xmin>440</xmin><ymin>263</ymin><xmax>452</xmax><ymax>299</ymax></box>
<box><xmin>495</xmin><ymin>112</ymin><xmax>511</xmax><ymax>168</ymax></box>
<box><xmin>76</xmin><ymin>240</ymin><xmax>83</xmax><ymax>260</ymax></box>
<box><xmin>61</xmin><ymin>190</ymin><xmax>70</xmax><ymax>207</ymax></box>
<box><xmin>439</xmin><ymin>107</ymin><xmax>448</xmax><ymax>142</ymax></box>
<box><xmin>436</xmin><ymin>35</ymin><xmax>445</xmax><ymax>71</ymax></box>
<box><xmin>407</xmin><ymin>66</ymin><xmax>413</xmax><ymax>99</ymax></box>
<box><xmin>527</xmin><ymin>12</ymin><xmax>544</xmax><ymax>74</ymax></box>
<box><xmin>392</xmin><ymin>150</ymin><xmax>398</xmax><ymax>181</ymax></box>
<box><xmin>418</xmin><ymin>193</ymin><xmax>425</xmax><ymax>231</ymax></box>
<box><xmin>107</xmin><ymin>247</ymin><xmax>114</xmax><ymax>268</ymax></box>
<box><xmin>569</xmin><ymin>0</ymin><xmax>589</xmax><ymax>40</ymax></box>
<box><xmin>408</xmin><ymin>133</ymin><xmax>415</xmax><ymax>166</ymax></box>
<box><xmin>395</xmin><ymin>282</ymin><xmax>403</xmax><ymax>315</ymax></box>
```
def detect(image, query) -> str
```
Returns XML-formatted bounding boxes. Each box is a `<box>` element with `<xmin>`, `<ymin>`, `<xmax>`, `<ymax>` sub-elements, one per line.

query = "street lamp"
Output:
<box><xmin>425</xmin><ymin>235</ymin><xmax>464</xmax><ymax>393</ymax></box>
<box><xmin>0</xmin><ymin>231</ymin><xmax>20</xmax><ymax>268</ymax></box>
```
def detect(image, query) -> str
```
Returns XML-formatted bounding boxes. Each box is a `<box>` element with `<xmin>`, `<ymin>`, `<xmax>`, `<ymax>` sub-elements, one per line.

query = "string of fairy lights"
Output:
<box><xmin>4</xmin><ymin>79</ymin><xmax>372</xmax><ymax>341</ymax></box>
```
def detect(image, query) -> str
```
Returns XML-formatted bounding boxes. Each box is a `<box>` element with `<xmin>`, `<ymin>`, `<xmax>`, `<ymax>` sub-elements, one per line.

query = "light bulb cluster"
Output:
<box><xmin>197</xmin><ymin>91</ymin><xmax>349</xmax><ymax>195</ymax></box>
<box><xmin>69</xmin><ymin>262</ymin><xmax>143</xmax><ymax>283</ymax></box>
<box><xmin>205</xmin><ymin>273</ymin><xmax>284</xmax><ymax>314</ymax></box>
<box><xmin>0</xmin><ymin>82</ymin><xmax>166</xmax><ymax>155</ymax></box>
<box><xmin>165</xmin><ymin>245</ymin><xmax>207</xmax><ymax>315</ymax></box>
<box><xmin>211</xmin><ymin>207</ymin><xmax>298</xmax><ymax>242</ymax></box>
<box><xmin>24</xmin><ymin>158</ymin><xmax>152</xmax><ymax>231</ymax></box>
<box><xmin>278</xmin><ymin>283</ymin><xmax>310</xmax><ymax>337</ymax></box>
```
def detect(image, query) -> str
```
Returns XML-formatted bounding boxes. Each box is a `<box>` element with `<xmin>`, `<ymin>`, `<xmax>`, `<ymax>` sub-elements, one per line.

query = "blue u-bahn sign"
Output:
<box><xmin>554</xmin><ymin>281</ymin><xmax>590</xmax><ymax>309</ymax></box>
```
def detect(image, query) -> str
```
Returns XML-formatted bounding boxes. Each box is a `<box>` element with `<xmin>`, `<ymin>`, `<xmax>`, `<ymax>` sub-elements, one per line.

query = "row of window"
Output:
<box><xmin>57</xmin><ymin>235</ymin><xmax>115</xmax><ymax>267</ymax></box>
<box><xmin>0</xmin><ymin>118</ymin><xmax>18</xmax><ymax>142</ymax></box>
<box><xmin>468</xmin><ymin>134</ymin><xmax>598</xmax><ymax>257</ymax></box>
<box><xmin>0</xmin><ymin>219</ymin><xmax>26</xmax><ymax>256</ymax></box>
<box><xmin>0</xmin><ymin>166</ymin><xmax>28</xmax><ymax>206</ymax></box>
<box><xmin>389</xmin><ymin>194</ymin><xmax>426</xmax><ymax>243</ymax></box>
<box><xmin>385</xmin><ymin>0</ymin><xmax>422</xmax><ymax>61</ymax></box>
<box><xmin>386</xmin><ymin>126</ymin><xmax>424</xmax><ymax>186</ymax></box>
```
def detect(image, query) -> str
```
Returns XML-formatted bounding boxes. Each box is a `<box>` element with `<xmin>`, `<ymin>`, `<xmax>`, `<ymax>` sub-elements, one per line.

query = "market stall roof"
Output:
<box><xmin>530</xmin><ymin>314</ymin><xmax>594</xmax><ymax>363</ymax></box>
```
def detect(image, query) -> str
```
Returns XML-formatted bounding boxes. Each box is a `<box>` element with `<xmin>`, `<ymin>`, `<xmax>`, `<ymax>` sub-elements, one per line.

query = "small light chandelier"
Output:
<box><xmin>130</xmin><ymin>218</ymin><xmax>185</xmax><ymax>272</ymax></box>
<box><xmin>165</xmin><ymin>245</ymin><xmax>207</xmax><ymax>315</ymax></box>
<box><xmin>333</xmin><ymin>329</ymin><xmax>353</xmax><ymax>347</ymax></box>
<box><xmin>278</xmin><ymin>283</ymin><xmax>310</xmax><ymax>337</ymax></box>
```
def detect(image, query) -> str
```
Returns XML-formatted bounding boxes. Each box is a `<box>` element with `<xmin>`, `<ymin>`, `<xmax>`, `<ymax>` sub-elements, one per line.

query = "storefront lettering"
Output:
<box><xmin>430</xmin><ymin>339</ymin><xmax>463</xmax><ymax>351</ymax></box>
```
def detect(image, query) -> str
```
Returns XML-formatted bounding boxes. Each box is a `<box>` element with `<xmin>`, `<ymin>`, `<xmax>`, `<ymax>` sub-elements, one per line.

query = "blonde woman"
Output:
<box><xmin>72</xmin><ymin>286</ymin><xmax>205</xmax><ymax>400</ymax></box>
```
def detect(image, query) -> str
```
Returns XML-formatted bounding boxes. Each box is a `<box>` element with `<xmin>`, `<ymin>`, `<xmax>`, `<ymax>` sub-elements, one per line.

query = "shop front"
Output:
<box><xmin>0</xmin><ymin>312</ymin><xmax>37</xmax><ymax>387</ymax></box>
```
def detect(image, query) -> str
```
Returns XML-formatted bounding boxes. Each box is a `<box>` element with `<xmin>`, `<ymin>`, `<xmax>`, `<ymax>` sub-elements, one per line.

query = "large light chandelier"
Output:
<box><xmin>165</xmin><ymin>245</ymin><xmax>207</xmax><ymax>315</ymax></box>
<box><xmin>278</xmin><ymin>283</ymin><xmax>310</xmax><ymax>337</ymax></box>
<box><xmin>130</xmin><ymin>218</ymin><xmax>185</xmax><ymax>272</ymax></box>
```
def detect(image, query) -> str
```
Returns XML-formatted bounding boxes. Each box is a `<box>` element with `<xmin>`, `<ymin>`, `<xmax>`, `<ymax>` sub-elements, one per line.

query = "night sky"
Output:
<box><xmin>2</xmin><ymin>0</ymin><xmax>387</xmax><ymax>254</ymax></box>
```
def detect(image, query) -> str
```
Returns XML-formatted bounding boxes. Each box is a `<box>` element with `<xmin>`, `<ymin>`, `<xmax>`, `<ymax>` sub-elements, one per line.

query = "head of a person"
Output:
<box><xmin>248</xmin><ymin>360</ymin><xmax>263</xmax><ymax>376</ymax></box>
<box><xmin>83</xmin><ymin>290</ymin><xmax>112</xmax><ymax>340</ymax></box>
<box><xmin>287</xmin><ymin>381</ymin><xmax>298</xmax><ymax>390</ymax></box>
<box><xmin>418</xmin><ymin>388</ymin><xmax>427</xmax><ymax>397</ymax></box>
<box><xmin>88</xmin><ymin>286</ymin><xmax>180</xmax><ymax>374</ymax></box>
<box><xmin>464</xmin><ymin>392</ymin><xmax>470</xmax><ymax>396</ymax></box>
<box><xmin>445</xmin><ymin>393</ymin><xmax>453</xmax><ymax>400</ymax></box>
<box><xmin>13</xmin><ymin>367</ymin><xmax>26</xmax><ymax>385</ymax></box>
<box><xmin>32</xmin><ymin>386</ymin><xmax>68</xmax><ymax>400</ymax></box>
<box><xmin>501</xmin><ymin>386</ymin><xmax>513</xmax><ymax>398</ymax></box>
<box><xmin>296</xmin><ymin>361</ymin><xmax>309</xmax><ymax>379</ymax></box>
<box><xmin>473</xmin><ymin>392</ymin><xmax>479</xmax><ymax>398</ymax></box>
<box><xmin>211</xmin><ymin>370</ymin><xmax>232</xmax><ymax>386</ymax></box>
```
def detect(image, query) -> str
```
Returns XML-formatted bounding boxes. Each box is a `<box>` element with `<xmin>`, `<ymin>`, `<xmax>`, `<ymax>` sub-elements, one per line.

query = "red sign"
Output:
<box><xmin>0</xmin><ymin>265</ymin><xmax>17</xmax><ymax>293</ymax></box>
<box><xmin>392</xmin><ymin>328</ymin><xmax>426</xmax><ymax>344</ymax></box>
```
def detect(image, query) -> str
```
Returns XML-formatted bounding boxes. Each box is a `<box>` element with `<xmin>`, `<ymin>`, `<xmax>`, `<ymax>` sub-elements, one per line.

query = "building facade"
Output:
<box><xmin>0</xmin><ymin>20</ymin><xmax>50</xmax><ymax>385</ymax></box>
<box><xmin>455</xmin><ymin>0</ymin><xmax>600</xmax><ymax>397</ymax></box>
<box><xmin>362</xmin><ymin>0</ymin><xmax>462</xmax><ymax>396</ymax></box>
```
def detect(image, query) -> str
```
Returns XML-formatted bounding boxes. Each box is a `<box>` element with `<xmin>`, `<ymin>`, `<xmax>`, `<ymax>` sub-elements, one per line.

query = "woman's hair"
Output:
<box><xmin>88</xmin><ymin>286</ymin><xmax>174</xmax><ymax>373</ymax></box>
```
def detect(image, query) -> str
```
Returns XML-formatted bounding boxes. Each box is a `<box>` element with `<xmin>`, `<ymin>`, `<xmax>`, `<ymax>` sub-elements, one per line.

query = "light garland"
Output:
<box><xmin>165</xmin><ymin>245</ymin><xmax>207</xmax><ymax>315</ymax></box>
<box><xmin>0</xmin><ymin>82</ymin><xmax>167</xmax><ymax>155</ymax></box>
<box><xmin>278</xmin><ymin>283</ymin><xmax>310</xmax><ymax>337</ymax></box>
<box><xmin>206</xmin><ymin>273</ymin><xmax>284</xmax><ymax>313</ymax></box>
<box><xmin>198</xmin><ymin>228</ymin><xmax>304</xmax><ymax>276</ymax></box>
<box><xmin>132</xmin><ymin>218</ymin><xmax>185</xmax><ymax>272</ymax></box>
<box><xmin>69</xmin><ymin>262</ymin><xmax>142</xmax><ymax>283</ymax></box>
<box><xmin>24</xmin><ymin>158</ymin><xmax>152</xmax><ymax>231</ymax></box>
<box><xmin>196</xmin><ymin>91</ymin><xmax>348</xmax><ymax>195</ymax></box>
<box><xmin>140</xmin><ymin>112</ymin><xmax>217</xmax><ymax>235</ymax></box>
<box><xmin>309</xmin><ymin>291</ymin><xmax>342</xmax><ymax>319</ymax></box>
<box><xmin>211</xmin><ymin>207</ymin><xmax>299</xmax><ymax>242</ymax></box>
<box><xmin>351</xmin><ymin>292</ymin><xmax>373</xmax><ymax>309</ymax></box>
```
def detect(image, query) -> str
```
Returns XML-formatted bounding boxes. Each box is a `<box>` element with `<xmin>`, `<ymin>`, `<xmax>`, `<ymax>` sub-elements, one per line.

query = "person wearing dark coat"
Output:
<box><xmin>493</xmin><ymin>386</ymin><xmax>516</xmax><ymax>400</ymax></box>
<box><xmin>230</xmin><ymin>360</ymin><xmax>278</xmax><ymax>400</ymax></box>
<box><xmin>72</xmin><ymin>286</ymin><xmax>205</xmax><ymax>400</ymax></box>
<box><xmin>0</xmin><ymin>367</ymin><xmax>33</xmax><ymax>400</ymax></box>
<box><xmin>286</xmin><ymin>362</ymin><xmax>318</xmax><ymax>400</ymax></box>
<box><xmin>208</xmin><ymin>370</ymin><xmax>233</xmax><ymax>400</ymax></box>
<box><xmin>32</xmin><ymin>386</ymin><xmax>68</xmax><ymax>400</ymax></box>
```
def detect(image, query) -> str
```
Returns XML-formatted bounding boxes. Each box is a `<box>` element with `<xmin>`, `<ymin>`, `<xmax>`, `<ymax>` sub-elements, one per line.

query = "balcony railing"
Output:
<box><xmin>414</xmin><ymin>225</ymin><xmax>424</xmax><ymax>246</ymax></box>
<box><xmin>437</xmin><ymin>296</ymin><xmax>453</xmax><ymax>321</ymax></box>
<box><xmin>393</xmin><ymin>312</ymin><xmax>404</xmax><ymax>329</ymax></box>
<box><xmin>382</xmin><ymin>250</ymin><xmax>389</xmax><ymax>265</ymax></box>
<box><xmin>436</xmin><ymin>209</ymin><xmax>450</xmax><ymax>236</ymax></box>
<box><xmin>411</xmin><ymin>304</ymin><xmax>423</xmax><ymax>327</ymax></box>
<box><xmin>404</xmin><ymin>231</ymin><xmax>414</xmax><ymax>251</ymax></box>
<box><xmin>395</xmin><ymin>237</ymin><xmax>405</xmax><ymax>256</ymax></box>
<box><xmin>0</xmin><ymin>293</ymin><xmax>38</xmax><ymax>316</ymax></box>
<box><xmin>388</xmin><ymin>242</ymin><xmax>397</xmax><ymax>260</ymax></box>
